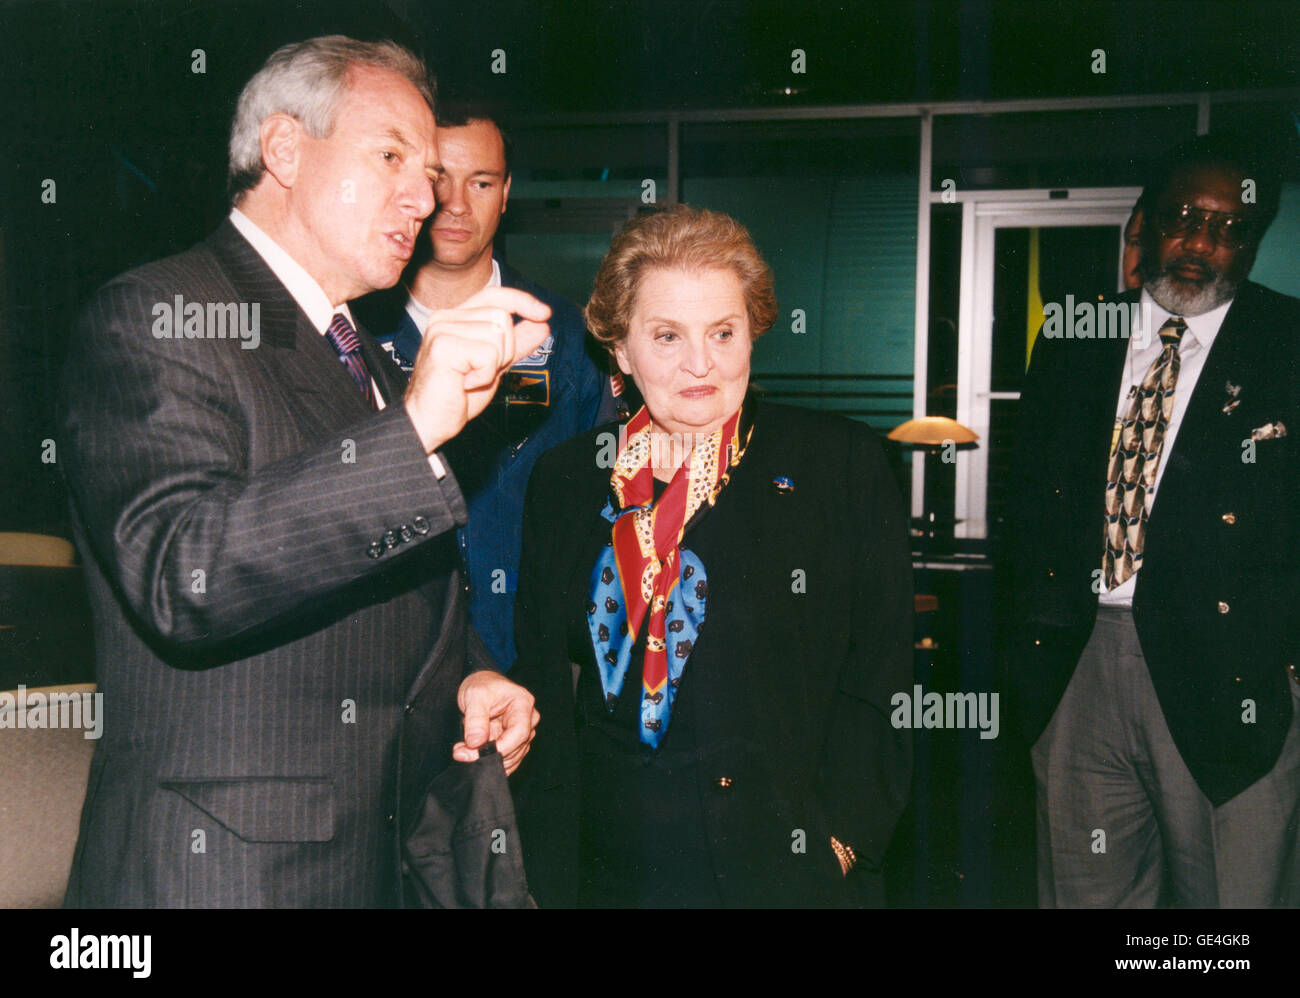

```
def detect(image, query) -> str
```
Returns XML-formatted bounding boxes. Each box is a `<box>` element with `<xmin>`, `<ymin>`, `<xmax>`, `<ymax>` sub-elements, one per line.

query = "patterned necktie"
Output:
<box><xmin>1102</xmin><ymin>316</ymin><xmax>1185</xmax><ymax>588</ymax></box>
<box><xmin>325</xmin><ymin>313</ymin><xmax>376</xmax><ymax>410</ymax></box>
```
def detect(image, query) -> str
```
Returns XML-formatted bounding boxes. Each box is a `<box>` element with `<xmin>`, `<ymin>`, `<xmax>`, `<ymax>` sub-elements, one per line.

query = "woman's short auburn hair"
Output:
<box><xmin>585</xmin><ymin>204</ymin><xmax>778</xmax><ymax>348</ymax></box>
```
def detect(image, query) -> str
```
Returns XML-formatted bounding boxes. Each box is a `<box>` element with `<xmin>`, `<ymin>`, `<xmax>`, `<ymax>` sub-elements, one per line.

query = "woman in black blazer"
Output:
<box><xmin>509</xmin><ymin>205</ymin><xmax>913</xmax><ymax>907</ymax></box>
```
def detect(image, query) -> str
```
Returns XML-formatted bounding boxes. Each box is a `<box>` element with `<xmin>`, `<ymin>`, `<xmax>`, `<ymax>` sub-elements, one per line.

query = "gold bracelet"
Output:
<box><xmin>829</xmin><ymin>836</ymin><xmax>856</xmax><ymax>875</ymax></box>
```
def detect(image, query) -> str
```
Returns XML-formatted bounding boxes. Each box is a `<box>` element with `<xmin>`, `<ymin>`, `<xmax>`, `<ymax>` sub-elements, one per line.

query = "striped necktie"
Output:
<box><xmin>325</xmin><ymin>313</ymin><xmax>376</xmax><ymax>410</ymax></box>
<box><xmin>1102</xmin><ymin>316</ymin><xmax>1185</xmax><ymax>588</ymax></box>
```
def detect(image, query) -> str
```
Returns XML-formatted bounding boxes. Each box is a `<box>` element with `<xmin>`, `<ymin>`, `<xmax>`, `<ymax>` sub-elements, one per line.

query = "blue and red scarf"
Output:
<box><xmin>587</xmin><ymin>403</ymin><xmax>751</xmax><ymax>748</ymax></box>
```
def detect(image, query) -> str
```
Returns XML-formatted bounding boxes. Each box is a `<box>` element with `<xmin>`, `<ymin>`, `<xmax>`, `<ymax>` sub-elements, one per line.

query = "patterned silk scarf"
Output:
<box><xmin>587</xmin><ymin>403</ymin><xmax>752</xmax><ymax>748</ymax></box>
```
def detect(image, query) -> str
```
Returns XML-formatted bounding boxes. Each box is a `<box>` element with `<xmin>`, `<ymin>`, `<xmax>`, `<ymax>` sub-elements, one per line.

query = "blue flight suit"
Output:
<box><xmin>355</xmin><ymin>256</ymin><xmax>615</xmax><ymax>670</ymax></box>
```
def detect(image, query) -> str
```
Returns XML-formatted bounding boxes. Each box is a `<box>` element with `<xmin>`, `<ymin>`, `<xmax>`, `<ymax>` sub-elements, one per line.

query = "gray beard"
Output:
<box><xmin>1145</xmin><ymin>267</ymin><xmax>1240</xmax><ymax>317</ymax></box>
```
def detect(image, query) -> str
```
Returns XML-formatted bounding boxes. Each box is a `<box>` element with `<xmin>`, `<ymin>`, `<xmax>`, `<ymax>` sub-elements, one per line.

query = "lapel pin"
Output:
<box><xmin>772</xmin><ymin>475</ymin><xmax>795</xmax><ymax>494</ymax></box>
<box><xmin>1250</xmin><ymin>421</ymin><xmax>1287</xmax><ymax>441</ymax></box>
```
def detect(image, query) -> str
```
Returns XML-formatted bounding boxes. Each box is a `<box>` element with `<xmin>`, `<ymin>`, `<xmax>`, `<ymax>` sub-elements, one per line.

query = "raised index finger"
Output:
<box><xmin>462</xmin><ymin>285</ymin><xmax>552</xmax><ymax>324</ymax></box>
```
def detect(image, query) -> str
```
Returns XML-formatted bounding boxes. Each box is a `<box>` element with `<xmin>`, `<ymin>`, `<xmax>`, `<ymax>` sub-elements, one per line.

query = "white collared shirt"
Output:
<box><xmin>1099</xmin><ymin>288</ymin><xmax>1233</xmax><ymax>605</ymax></box>
<box><xmin>229</xmin><ymin>208</ymin><xmax>446</xmax><ymax>478</ymax></box>
<box><xmin>229</xmin><ymin>208</ymin><xmax>357</xmax><ymax>340</ymax></box>
<box><xmin>403</xmin><ymin>257</ymin><xmax>501</xmax><ymax>333</ymax></box>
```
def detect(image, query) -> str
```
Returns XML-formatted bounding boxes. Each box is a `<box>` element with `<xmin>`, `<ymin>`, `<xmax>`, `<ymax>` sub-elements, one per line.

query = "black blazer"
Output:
<box><xmin>509</xmin><ymin>400</ymin><xmax>914</xmax><ymax>906</ymax></box>
<box><xmin>58</xmin><ymin>220</ymin><xmax>485</xmax><ymax>907</ymax></box>
<box><xmin>1007</xmin><ymin>281</ymin><xmax>1300</xmax><ymax>805</ymax></box>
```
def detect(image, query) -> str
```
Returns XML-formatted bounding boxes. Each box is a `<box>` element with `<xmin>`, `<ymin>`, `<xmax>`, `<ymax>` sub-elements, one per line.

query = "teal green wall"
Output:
<box><xmin>1249</xmin><ymin>182</ymin><xmax>1300</xmax><ymax>298</ymax></box>
<box><xmin>683</xmin><ymin>174</ymin><xmax>917</xmax><ymax>432</ymax></box>
<box><xmin>500</xmin><ymin>232</ymin><xmax>612</xmax><ymax>307</ymax></box>
<box><xmin>501</xmin><ymin>174</ymin><xmax>919</xmax><ymax>432</ymax></box>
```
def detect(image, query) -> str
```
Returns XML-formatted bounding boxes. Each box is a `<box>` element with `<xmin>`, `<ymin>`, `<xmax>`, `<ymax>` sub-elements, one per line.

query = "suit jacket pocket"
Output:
<box><xmin>159</xmin><ymin>776</ymin><xmax>334</xmax><ymax>843</ymax></box>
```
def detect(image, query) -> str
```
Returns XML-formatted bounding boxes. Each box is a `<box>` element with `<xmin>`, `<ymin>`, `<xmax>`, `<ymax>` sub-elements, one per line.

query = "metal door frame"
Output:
<box><xmin>953</xmin><ymin>190</ymin><xmax>1140</xmax><ymax>538</ymax></box>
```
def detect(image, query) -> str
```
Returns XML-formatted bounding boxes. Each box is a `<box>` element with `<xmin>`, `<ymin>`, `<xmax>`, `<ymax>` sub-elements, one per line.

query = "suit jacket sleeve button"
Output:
<box><xmin>1217</xmin><ymin>601</ymin><xmax>1230</xmax><ymax>614</ymax></box>
<box><xmin>1221</xmin><ymin>512</ymin><xmax>1237</xmax><ymax>525</ymax></box>
<box><xmin>366</xmin><ymin>541</ymin><xmax>384</xmax><ymax>559</ymax></box>
<box><xmin>383</xmin><ymin>529</ymin><xmax>398</xmax><ymax>549</ymax></box>
<box><xmin>412</xmin><ymin>516</ymin><xmax>431</xmax><ymax>535</ymax></box>
<box><xmin>399</xmin><ymin>524</ymin><xmax>414</xmax><ymax>542</ymax></box>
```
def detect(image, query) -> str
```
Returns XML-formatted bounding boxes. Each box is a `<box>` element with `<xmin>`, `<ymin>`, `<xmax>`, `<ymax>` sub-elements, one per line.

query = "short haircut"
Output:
<box><xmin>1140</xmin><ymin>132</ymin><xmax>1283</xmax><ymax>238</ymax></box>
<box><xmin>434</xmin><ymin>98</ymin><xmax>514</xmax><ymax>179</ymax></box>
<box><xmin>586</xmin><ymin>204</ymin><xmax>779</xmax><ymax>348</ymax></box>
<box><xmin>227</xmin><ymin>35</ymin><xmax>435</xmax><ymax>203</ymax></box>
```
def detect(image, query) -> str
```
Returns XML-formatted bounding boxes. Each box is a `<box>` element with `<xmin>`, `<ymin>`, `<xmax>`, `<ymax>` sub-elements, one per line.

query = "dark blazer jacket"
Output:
<box><xmin>1007</xmin><ymin>281</ymin><xmax>1300</xmax><ymax>805</ymax></box>
<box><xmin>509</xmin><ymin>400</ymin><xmax>914</xmax><ymax>907</ymax></box>
<box><xmin>58</xmin><ymin>220</ymin><xmax>486</xmax><ymax>907</ymax></box>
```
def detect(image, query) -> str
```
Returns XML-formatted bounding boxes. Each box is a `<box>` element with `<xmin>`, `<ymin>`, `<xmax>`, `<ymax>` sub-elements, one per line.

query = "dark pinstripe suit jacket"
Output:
<box><xmin>58</xmin><ymin>220</ymin><xmax>484</xmax><ymax>907</ymax></box>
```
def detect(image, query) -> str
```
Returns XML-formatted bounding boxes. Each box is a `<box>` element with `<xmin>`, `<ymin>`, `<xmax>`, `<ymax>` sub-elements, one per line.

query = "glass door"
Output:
<box><xmin>955</xmin><ymin>195</ymin><xmax>1138</xmax><ymax>550</ymax></box>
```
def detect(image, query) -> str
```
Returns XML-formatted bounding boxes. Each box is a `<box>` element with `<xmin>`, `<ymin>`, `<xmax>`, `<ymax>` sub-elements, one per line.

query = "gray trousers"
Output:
<box><xmin>1031</xmin><ymin>606</ymin><xmax>1300</xmax><ymax>907</ymax></box>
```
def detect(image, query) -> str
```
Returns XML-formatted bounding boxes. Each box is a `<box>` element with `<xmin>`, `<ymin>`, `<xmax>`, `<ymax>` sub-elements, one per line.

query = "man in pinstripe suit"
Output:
<box><xmin>57</xmin><ymin>36</ymin><xmax>544</xmax><ymax>907</ymax></box>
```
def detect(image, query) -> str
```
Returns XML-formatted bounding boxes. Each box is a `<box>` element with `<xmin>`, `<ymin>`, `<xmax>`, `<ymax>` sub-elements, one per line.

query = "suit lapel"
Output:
<box><xmin>1078</xmin><ymin>314</ymin><xmax>1135</xmax><ymax>498</ymax></box>
<box><xmin>1149</xmin><ymin>283</ymin><xmax>1265</xmax><ymax>512</ymax></box>
<box><xmin>556</xmin><ymin>444</ymin><xmax>626</xmax><ymax>693</ymax></box>
<box><xmin>205</xmin><ymin>220</ymin><xmax>381</xmax><ymax>437</ymax></box>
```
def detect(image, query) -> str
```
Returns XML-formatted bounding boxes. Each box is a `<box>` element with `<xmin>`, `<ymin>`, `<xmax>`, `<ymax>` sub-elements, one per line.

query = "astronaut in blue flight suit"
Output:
<box><xmin>354</xmin><ymin>105</ymin><xmax>617</xmax><ymax>671</ymax></box>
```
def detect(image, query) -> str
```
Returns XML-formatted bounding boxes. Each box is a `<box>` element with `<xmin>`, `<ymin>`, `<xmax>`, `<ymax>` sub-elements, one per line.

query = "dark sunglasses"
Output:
<box><xmin>1153</xmin><ymin>203</ymin><xmax>1257</xmax><ymax>250</ymax></box>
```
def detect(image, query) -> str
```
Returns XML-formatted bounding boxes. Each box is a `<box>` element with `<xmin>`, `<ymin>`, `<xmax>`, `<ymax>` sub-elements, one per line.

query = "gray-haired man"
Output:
<box><xmin>59</xmin><ymin>35</ymin><xmax>541</xmax><ymax>907</ymax></box>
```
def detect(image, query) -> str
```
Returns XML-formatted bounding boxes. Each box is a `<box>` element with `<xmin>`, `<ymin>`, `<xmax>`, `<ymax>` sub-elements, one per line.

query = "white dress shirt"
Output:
<box><xmin>229</xmin><ymin>208</ymin><xmax>446</xmax><ymax>478</ymax></box>
<box><xmin>1099</xmin><ymin>288</ymin><xmax>1233</xmax><ymax>606</ymax></box>
<box><xmin>402</xmin><ymin>257</ymin><xmax>501</xmax><ymax>334</ymax></box>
